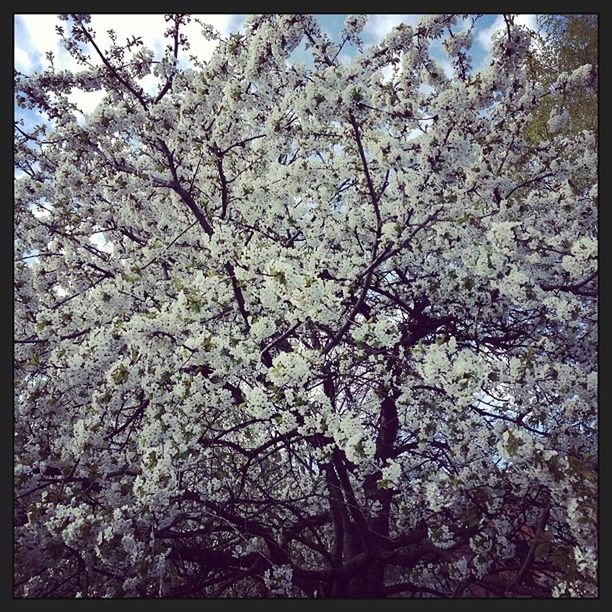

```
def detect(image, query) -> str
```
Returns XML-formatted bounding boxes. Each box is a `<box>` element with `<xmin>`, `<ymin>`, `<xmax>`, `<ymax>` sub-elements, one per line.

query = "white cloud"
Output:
<box><xmin>139</xmin><ymin>72</ymin><xmax>161</xmax><ymax>96</ymax></box>
<box><xmin>16</xmin><ymin>13</ymin><xmax>241</xmax><ymax>122</ymax></box>
<box><xmin>477</xmin><ymin>16</ymin><xmax>502</xmax><ymax>52</ymax></box>
<box><xmin>440</xmin><ymin>57</ymin><xmax>453</xmax><ymax>78</ymax></box>
<box><xmin>183</xmin><ymin>15</ymin><xmax>235</xmax><ymax>64</ymax></box>
<box><xmin>17</xmin><ymin>14</ymin><xmax>63</xmax><ymax>57</ymax></box>
<box><xmin>406</xmin><ymin>127</ymin><xmax>423</xmax><ymax>141</ymax></box>
<box><xmin>88</xmin><ymin>14</ymin><xmax>167</xmax><ymax>59</ymax></box>
<box><xmin>364</xmin><ymin>14</ymin><xmax>422</xmax><ymax>43</ymax></box>
<box><xmin>516</xmin><ymin>15</ymin><xmax>538</xmax><ymax>31</ymax></box>
<box><xmin>90</xmin><ymin>233</ymin><xmax>114</xmax><ymax>254</ymax></box>
<box><xmin>30</xmin><ymin>203</ymin><xmax>51</xmax><ymax>219</ymax></box>
<box><xmin>380</xmin><ymin>64</ymin><xmax>393</xmax><ymax>83</ymax></box>
<box><xmin>14</xmin><ymin>46</ymin><xmax>32</xmax><ymax>72</ymax></box>
<box><xmin>68</xmin><ymin>89</ymin><xmax>106</xmax><ymax>116</ymax></box>
<box><xmin>16</xmin><ymin>13</ymin><xmax>239</xmax><ymax>73</ymax></box>
<box><xmin>90</xmin><ymin>14</ymin><xmax>237</xmax><ymax>66</ymax></box>
<box><xmin>17</xmin><ymin>14</ymin><xmax>75</xmax><ymax>70</ymax></box>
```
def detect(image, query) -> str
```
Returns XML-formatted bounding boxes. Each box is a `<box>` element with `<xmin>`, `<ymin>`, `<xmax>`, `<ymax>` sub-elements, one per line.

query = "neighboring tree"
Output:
<box><xmin>14</xmin><ymin>14</ymin><xmax>597</xmax><ymax>598</ymax></box>
<box><xmin>524</xmin><ymin>14</ymin><xmax>597</xmax><ymax>143</ymax></box>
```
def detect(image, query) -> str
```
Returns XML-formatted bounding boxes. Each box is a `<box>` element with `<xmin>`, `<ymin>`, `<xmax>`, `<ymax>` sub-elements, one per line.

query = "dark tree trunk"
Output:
<box><xmin>323</xmin><ymin>393</ymin><xmax>400</xmax><ymax>598</ymax></box>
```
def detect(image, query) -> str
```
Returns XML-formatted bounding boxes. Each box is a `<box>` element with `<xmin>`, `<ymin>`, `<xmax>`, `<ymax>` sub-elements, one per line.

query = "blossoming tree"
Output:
<box><xmin>14</xmin><ymin>14</ymin><xmax>597</xmax><ymax>598</ymax></box>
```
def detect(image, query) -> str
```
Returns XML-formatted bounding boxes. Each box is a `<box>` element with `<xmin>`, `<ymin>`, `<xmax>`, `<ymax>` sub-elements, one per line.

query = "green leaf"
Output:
<box><xmin>111</xmin><ymin>364</ymin><xmax>129</xmax><ymax>384</ymax></box>
<box><xmin>189</xmin><ymin>299</ymin><xmax>202</xmax><ymax>313</ymax></box>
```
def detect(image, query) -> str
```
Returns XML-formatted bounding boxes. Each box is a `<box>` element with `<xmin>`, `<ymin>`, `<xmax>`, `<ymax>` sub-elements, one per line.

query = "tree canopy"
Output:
<box><xmin>14</xmin><ymin>14</ymin><xmax>597</xmax><ymax>598</ymax></box>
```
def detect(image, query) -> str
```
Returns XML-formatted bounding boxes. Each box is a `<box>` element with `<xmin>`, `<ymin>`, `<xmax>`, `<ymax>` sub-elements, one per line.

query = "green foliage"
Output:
<box><xmin>111</xmin><ymin>363</ymin><xmax>129</xmax><ymax>384</ymax></box>
<box><xmin>525</xmin><ymin>15</ymin><xmax>597</xmax><ymax>143</ymax></box>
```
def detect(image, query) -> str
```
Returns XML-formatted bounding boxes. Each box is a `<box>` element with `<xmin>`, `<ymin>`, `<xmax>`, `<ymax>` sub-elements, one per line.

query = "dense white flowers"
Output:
<box><xmin>380</xmin><ymin>459</ymin><xmax>402</xmax><ymax>487</ymax></box>
<box><xmin>547</xmin><ymin>108</ymin><xmax>570</xmax><ymax>134</ymax></box>
<box><xmin>263</xmin><ymin>565</ymin><xmax>296</xmax><ymax>597</ymax></box>
<box><xmin>268</xmin><ymin>352</ymin><xmax>312</xmax><ymax>388</ymax></box>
